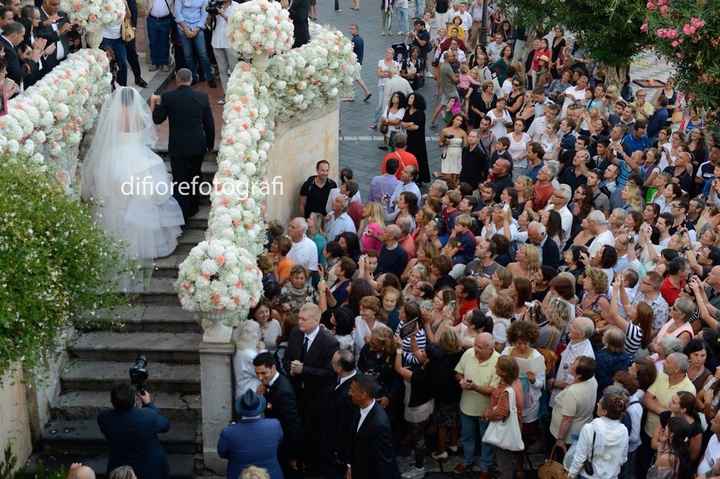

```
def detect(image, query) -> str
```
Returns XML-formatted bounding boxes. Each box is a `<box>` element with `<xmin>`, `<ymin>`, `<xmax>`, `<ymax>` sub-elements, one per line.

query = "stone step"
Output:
<box><xmin>154</xmin><ymin>251</ymin><xmax>190</xmax><ymax>278</ymax></box>
<box><xmin>40</xmin><ymin>418</ymin><xmax>198</xmax><ymax>455</ymax></box>
<box><xmin>61</xmin><ymin>360</ymin><xmax>201</xmax><ymax>394</ymax></box>
<box><xmin>176</xmin><ymin>228</ymin><xmax>207</xmax><ymax>255</ymax></box>
<box><xmin>77</xmin><ymin>305</ymin><xmax>201</xmax><ymax>334</ymax></box>
<box><xmin>70</xmin><ymin>331</ymin><xmax>201</xmax><ymax>364</ymax></box>
<box><xmin>26</xmin><ymin>452</ymin><xmax>195</xmax><ymax>479</ymax></box>
<box><xmin>188</xmin><ymin>205</ymin><xmax>209</xmax><ymax>229</ymax></box>
<box><xmin>51</xmin><ymin>391</ymin><xmax>200</xmax><ymax>422</ymax></box>
<box><xmin>132</xmin><ymin>277</ymin><xmax>181</xmax><ymax>305</ymax></box>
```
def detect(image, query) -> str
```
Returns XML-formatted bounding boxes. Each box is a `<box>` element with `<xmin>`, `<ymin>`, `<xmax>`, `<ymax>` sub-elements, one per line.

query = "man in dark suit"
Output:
<box><xmin>528</xmin><ymin>220</ymin><xmax>561</xmax><ymax>269</ymax></box>
<box><xmin>253</xmin><ymin>352</ymin><xmax>303</xmax><ymax>478</ymax></box>
<box><xmin>1</xmin><ymin>21</ymin><xmax>24</xmax><ymax>85</ymax></box>
<box><xmin>283</xmin><ymin>302</ymin><xmax>339</xmax><ymax>474</ymax></box>
<box><xmin>37</xmin><ymin>0</ymin><xmax>70</xmax><ymax>74</ymax></box>
<box><xmin>323</xmin><ymin>349</ymin><xmax>357</xmax><ymax>479</ymax></box>
<box><xmin>151</xmin><ymin>68</ymin><xmax>215</xmax><ymax>221</ymax></box>
<box><xmin>97</xmin><ymin>383</ymin><xmax>170</xmax><ymax>479</ymax></box>
<box><xmin>348</xmin><ymin>374</ymin><xmax>399</xmax><ymax>479</ymax></box>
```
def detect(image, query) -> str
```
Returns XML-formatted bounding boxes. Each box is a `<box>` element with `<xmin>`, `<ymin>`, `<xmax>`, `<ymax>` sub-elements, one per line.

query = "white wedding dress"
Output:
<box><xmin>82</xmin><ymin>87</ymin><xmax>184</xmax><ymax>264</ymax></box>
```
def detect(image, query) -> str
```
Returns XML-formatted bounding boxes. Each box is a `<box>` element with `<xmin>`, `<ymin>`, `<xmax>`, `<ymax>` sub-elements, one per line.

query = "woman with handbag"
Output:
<box><xmin>482</xmin><ymin>355</ymin><xmax>524</xmax><ymax>479</ymax></box>
<box><xmin>565</xmin><ymin>390</ymin><xmax>629</xmax><ymax>479</ymax></box>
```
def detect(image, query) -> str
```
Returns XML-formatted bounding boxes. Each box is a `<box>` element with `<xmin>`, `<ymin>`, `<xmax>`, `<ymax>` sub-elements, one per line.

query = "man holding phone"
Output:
<box><xmin>453</xmin><ymin>333</ymin><xmax>498</xmax><ymax>475</ymax></box>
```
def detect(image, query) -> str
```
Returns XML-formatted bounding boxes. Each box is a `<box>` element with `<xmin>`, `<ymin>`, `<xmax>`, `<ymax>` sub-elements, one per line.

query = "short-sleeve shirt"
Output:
<box><xmin>351</xmin><ymin>35</ymin><xmax>364</xmax><ymax>64</ymax></box>
<box><xmin>550</xmin><ymin>377</ymin><xmax>598</xmax><ymax>443</ymax></box>
<box><xmin>300</xmin><ymin>176</ymin><xmax>337</xmax><ymax>218</ymax></box>
<box><xmin>439</xmin><ymin>62</ymin><xmax>459</xmax><ymax>99</ymax></box>
<box><xmin>454</xmin><ymin>349</ymin><xmax>499</xmax><ymax>416</ymax></box>
<box><xmin>644</xmin><ymin>373</ymin><xmax>696</xmax><ymax>437</ymax></box>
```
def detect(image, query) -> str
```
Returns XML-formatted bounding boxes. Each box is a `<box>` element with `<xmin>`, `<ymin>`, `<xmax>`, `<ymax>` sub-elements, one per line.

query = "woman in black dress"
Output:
<box><xmin>402</xmin><ymin>92</ymin><xmax>430</xmax><ymax>185</ymax></box>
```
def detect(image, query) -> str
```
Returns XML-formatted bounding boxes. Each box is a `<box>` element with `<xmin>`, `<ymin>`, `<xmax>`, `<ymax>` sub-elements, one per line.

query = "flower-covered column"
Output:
<box><xmin>61</xmin><ymin>0</ymin><xmax>125</xmax><ymax>48</ymax></box>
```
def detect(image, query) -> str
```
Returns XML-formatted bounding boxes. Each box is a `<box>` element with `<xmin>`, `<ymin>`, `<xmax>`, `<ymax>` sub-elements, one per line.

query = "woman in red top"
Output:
<box><xmin>529</xmin><ymin>38</ymin><xmax>551</xmax><ymax>88</ymax></box>
<box><xmin>659</xmin><ymin>257</ymin><xmax>689</xmax><ymax>306</ymax></box>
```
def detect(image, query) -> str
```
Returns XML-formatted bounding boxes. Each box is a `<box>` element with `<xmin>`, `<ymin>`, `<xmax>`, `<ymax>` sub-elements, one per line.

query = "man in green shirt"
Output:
<box><xmin>431</xmin><ymin>50</ymin><xmax>459</xmax><ymax>127</ymax></box>
<box><xmin>454</xmin><ymin>332</ymin><xmax>498</xmax><ymax>475</ymax></box>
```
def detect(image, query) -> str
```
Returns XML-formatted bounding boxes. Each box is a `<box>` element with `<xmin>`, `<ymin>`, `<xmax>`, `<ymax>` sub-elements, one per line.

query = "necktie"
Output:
<box><xmin>301</xmin><ymin>336</ymin><xmax>309</xmax><ymax>361</ymax></box>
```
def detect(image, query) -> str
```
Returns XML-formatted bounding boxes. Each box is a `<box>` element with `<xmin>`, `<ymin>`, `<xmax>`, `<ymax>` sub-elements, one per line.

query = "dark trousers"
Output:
<box><xmin>334</xmin><ymin>0</ymin><xmax>340</xmax><ymax>10</ymax></box>
<box><xmin>147</xmin><ymin>15</ymin><xmax>173</xmax><ymax>65</ymax></box>
<box><xmin>635</xmin><ymin>431</ymin><xmax>654</xmax><ymax>479</ymax></box>
<box><xmin>170</xmin><ymin>153</ymin><xmax>204</xmax><ymax>221</ymax></box>
<box><xmin>124</xmin><ymin>36</ymin><xmax>142</xmax><ymax>81</ymax></box>
<box><xmin>102</xmin><ymin>37</ymin><xmax>127</xmax><ymax>86</ymax></box>
<box><xmin>177</xmin><ymin>27</ymin><xmax>214</xmax><ymax>82</ymax></box>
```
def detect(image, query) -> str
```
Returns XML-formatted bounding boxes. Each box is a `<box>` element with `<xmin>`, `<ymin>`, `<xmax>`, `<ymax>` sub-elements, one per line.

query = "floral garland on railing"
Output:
<box><xmin>0</xmin><ymin>49</ymin><xmax>112</xmax><ymax>190</ymax></box>
<box><xmin>60</xmin><ymin>0</ymin><xmax>125</xmax><ymax>29</ymax></box>
<box><xmin>176</xmin><ymin>0</ymin><xmax>358</xmax><ymax>323</ymax></box>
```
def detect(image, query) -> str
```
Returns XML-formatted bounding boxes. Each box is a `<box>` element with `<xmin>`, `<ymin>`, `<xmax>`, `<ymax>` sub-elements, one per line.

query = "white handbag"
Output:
<box><xmin>482</xmin><ymin>386</ymin><xmax>525</xmax><ymax>452</ymax></box>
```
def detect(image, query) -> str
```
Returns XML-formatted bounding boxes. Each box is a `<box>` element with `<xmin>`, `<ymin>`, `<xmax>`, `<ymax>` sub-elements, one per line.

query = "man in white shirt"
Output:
<box><xmin>287</xmin><ymin>217</ymin><xmax>319</xmax><ymax>273</ymax></box>
<box><xmin>457</xmin><ymin>3</ymin><xmax>473</xmax><ymax>31</ymax></box>
<box><xmin>560</xmin><ymin>73</ymin><xmax>589</xmax><ymax>118</ymax></box>
<box><xmin>381</xmin><ymin>65</ymin><xmax>413</xmax><ymax>114</ymax></box>
<box><xmin>147</xmin><ymin>0</ymin><xmax>175</xmax><ymax>72</ymax></box>
<box><xmin>485</xmin><ymin>32</ymin><xmax>506</xmax><ymax>63</ymax></box>
<box><xmin>546</xmin><ymin>184</ymin><xmax>573</xmax><ymax>245</ymax></box>
<box><xmin>587</xmin><ymin>210</ymin><xmax>615</xmax><ymax>256</ymax></box>
<box><xmin>324</xmin><ymin>194</ymin><xmax>357</xmax><ymax>241</ymax></box>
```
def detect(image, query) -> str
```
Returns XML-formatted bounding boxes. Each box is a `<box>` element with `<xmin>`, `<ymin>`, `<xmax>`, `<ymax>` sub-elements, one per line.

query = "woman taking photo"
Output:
<box><xmin>402</xmin><ymin>92</ymin><xmax>430</xmax><ymax>184</ymax></box>
<box><xmin>646</xmin><ymin>416</ymin><xmax>694</xmax><ymax>479</ymax></box>
<box><xmin>607</xmin><ymin>276</ymin><xmax>653</xmax><ymax>357</ymax></box>
<box><xmin>423</xmin><ymin>288</ymin><xmax>456</xmax><ymax>343</ymax></box>
<box><xmin>438</xmin><ymin>114</ymin><xmax>468</xmax><ymax>185</ymax></box>
<box><xmin>651</xmin><ymin>391</ymin><xmax>704</xmax><ymax>464</ymax></box>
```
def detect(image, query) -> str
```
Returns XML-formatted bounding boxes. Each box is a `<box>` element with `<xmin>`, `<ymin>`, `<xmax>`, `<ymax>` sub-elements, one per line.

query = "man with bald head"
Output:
<box><xmin>488</xmin><ymin>158</ymin><xmax>512</xmax><ymax>203</ymax></box>
<box><xmin>287</xmin><ymin>217</ymin><xmax>319</xmax><ymax>274</ymax></box>
<box><xmin>377</xmin><ymin>224</ymin><xmax>408</xmax><ymax>277</ymax></box>
<box><xmin>454</xmin><ymin>332</ymin><xmax>498</xmax><ymax>475</ymax></box>
<box><xmin>66</xmin><ymin>464</ymin><xmax>96</xmax><ymax>479</ymax></box>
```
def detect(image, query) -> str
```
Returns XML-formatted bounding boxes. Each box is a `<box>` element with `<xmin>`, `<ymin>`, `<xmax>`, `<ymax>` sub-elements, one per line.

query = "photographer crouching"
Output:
<box><xmin>98</xmin><ymin>383</ymin><xmax>171</xmax><ymax>479</ymax></box>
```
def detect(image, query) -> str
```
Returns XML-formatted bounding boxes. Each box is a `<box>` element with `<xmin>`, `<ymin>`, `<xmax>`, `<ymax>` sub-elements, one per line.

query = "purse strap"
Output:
<box><xmin>589</xmin><ymin>430</ymin><xmax>596</xmax><ymax>463</ymax></box>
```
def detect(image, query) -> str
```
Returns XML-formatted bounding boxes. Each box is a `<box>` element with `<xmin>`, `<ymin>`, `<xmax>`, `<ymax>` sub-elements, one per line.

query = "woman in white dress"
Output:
<box><xmin>438</xmin><ymin>113</ymin><xmax>467</xmax><ymax>185</ymax></box>
<box><xmin>504</xmin><ymin>119</ymin><xmax>531</xmax><ymax>179</ymax></box>
<box><xmin>81</xmin><ymin>87</ymin><xmax>184</xmax><ymax>268</ymax></box>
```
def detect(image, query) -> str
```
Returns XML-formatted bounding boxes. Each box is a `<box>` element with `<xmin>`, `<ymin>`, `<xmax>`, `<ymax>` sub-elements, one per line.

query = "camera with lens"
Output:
<box><xmin>206</xmin><ymin>0</ymin><xmax>224</xmax><ymax>15</ymax></box>
<box><xmin>129</xmin><ymin>355</ymin><xmax>149</xmax><ymax>394</ymax></box>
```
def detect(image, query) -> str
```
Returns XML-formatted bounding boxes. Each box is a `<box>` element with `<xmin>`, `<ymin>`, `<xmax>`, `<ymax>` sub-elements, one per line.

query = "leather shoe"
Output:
<box><xmin>136</xmin><ymin>78</ymin><xmax>148</xmax><ymax>88</ymax></box>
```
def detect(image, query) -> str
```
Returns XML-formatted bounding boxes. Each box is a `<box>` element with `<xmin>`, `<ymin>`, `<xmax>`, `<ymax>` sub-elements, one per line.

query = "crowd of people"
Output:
<box><xmin>225</xmin><ymin>1</ymin><xmax>720</xmax><ymax>479</ymax></box>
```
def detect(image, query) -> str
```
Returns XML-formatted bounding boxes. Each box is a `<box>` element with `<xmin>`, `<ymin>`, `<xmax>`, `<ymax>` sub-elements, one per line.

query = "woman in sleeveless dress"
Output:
<box><xmin>438</xmin><ymin>113</ymin><xmax>467</xmax><ymax>187</ymax></box>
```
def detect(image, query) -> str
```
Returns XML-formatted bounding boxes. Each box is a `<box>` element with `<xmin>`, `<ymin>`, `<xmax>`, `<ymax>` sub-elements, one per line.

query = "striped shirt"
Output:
<box><xmin>396</xmin><ymin>320</ymin><xmax>427</xmax><ymax>366</ymax></box>
<box><xmin>624</xmin><ymin>322</ymin><xmax>643</xmax><ymax>357</ymax></box>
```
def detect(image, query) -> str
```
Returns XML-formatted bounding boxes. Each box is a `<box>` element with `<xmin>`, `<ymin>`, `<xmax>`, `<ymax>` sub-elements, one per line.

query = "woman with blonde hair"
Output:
<box><xmin>307</xmin><ymin>212</ymin><xmax>327</xmax><ymax>266</ymax></box>
<box><xmin>423</xmin><ymin>288</ymin><xmax>456</xmax><ymax>343</ymax></box>
<box><xmin>507</xmin><ymin>244</ymin><xmax>541</xmax><ymax>280</ymax></box>
<box><xmin>241</xmin><ymin>466</ymin><xmax>270</xmax><ymax>479</ymax></box>
<box><xmin>621</xmin><ymin>182</ymin><xmax>645</xmax><ymax>212</ymax></box>
<box><xmin>402</xmin><ymin>263</ymin><xmax>429</xmax><ymax>300</ymax></box>
<box><xmin>514</xmin><ymin>176</ymin><xmax>534</xmax><ymax>207</ymax></box>
<box><xmin>579</xmin><ymin>268</ymin><xmax>610</xmax><ymax>321</ymax></box>
<box><xmin>358</xmin><ymin>201</ymin><xmax>386</xmax><ymax>254</ymax></box>
<box><xmin>353</xmin><ymin>296</ymin><xmax>390</xmax><ymax>353</ymax></box>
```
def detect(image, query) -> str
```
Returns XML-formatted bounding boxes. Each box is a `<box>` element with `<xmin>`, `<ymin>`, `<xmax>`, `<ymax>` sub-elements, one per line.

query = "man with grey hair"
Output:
<box><xmin>546</xmin><ymin>184</ymin><xmax>573</xmax><ymax>244</ymax></box>
<box><xmin>395</xmin><ymin>214</ymin><xmax>416</xmax><ymax>258</ymax></box>
<box><xmin>389</xmin><ymin>164</ymin><xmax>421</xmax><ymax>213</ymax></box>
<box><xmin>151</xmin><ymin>67</ymin><xmax>215</xmax><ymax>221</ymax></box>
<box><xmin>528</xmin><ymin>220</ymin><xmax>561</xmax><ymax>269</ymax></box>
<box><xmin>587</xmin><ymin>209</ymin><xmax>615</xmax><ymax>256</ymax></box>
<box><xmin>324</xmin><ymin>194</ymin><xmax>356</xmax><ymax>241</ymax></box>
<box><xmin>643</xmin><ymin>352</ymin><xmax>695</xmax><ymax>445</ymax></box>
<box><xmin>287</xmin><ymin>217</ymin><xmax>319</xmax><ymax>273</ymax></box>
<box><xmin>533</xmin><ymin>161</ymin><xmax>558</xmax><ymax>210</ymax></box>
<box><xmin>454</xmin><ymin>332</ymin><xmax>498</xmax><ymax>475</ymax></box>
<box><xmin>377</xmin><ymin>224</ymin><xmax>408</xmax><ymax>277</ymax></box>
<box><xmin>551</xmin><ymin>317</ymin><xmax>595</xmax><ymax>405</ymax></box>
<box><xmin>381</xmin><ymin>63</ymin><xmax>413</xmax><ymax>116</ymax></box>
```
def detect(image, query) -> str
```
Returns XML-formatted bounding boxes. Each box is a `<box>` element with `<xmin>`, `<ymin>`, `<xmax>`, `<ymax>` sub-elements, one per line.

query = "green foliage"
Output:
<box><xmin>0</xmin><ymin>157</ymin><xmax>127</xmax><ymax>376</ymax></box>
<box><xmin>646</xmin><ymin>0</ymin><xmax>720</xmax><ymax>114</ymax></box>
<box><xmin>0</xmin><ymin>445</ymin><xmax>66</xmax><ymax>479</ymax></box>
<box><xmin>499</xmin><ymin>0</ymin><xmax>649</xmax><ymax>67</ymax></box>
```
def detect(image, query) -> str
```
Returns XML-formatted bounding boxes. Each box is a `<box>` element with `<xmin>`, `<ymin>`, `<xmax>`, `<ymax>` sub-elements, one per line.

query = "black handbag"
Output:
<box><xmin>583</xmin><ymin>431</ymin><xmax>596</xmax><ymax>476</ymax></box>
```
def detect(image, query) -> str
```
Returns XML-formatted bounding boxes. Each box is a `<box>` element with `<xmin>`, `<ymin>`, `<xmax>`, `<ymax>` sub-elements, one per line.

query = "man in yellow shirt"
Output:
<box><xmin>454</xmin><ymin>332</ymin><xmax>498</xmax><ymax>476</ymax></box>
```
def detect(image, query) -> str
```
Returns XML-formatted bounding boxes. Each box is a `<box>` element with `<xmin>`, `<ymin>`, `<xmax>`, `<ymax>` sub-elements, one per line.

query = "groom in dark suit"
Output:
<box><xmin>283</xmin><ymin>303</ymin><xmax>339</xmax><ymax>474</ymax></box>
<box><xmin>150</xmin><ymin>68</ymin><xmax>215</xmax><ymax>221</ymax></box>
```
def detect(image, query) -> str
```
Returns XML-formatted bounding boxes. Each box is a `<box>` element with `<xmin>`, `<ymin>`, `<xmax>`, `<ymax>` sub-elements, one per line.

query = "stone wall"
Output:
<box><xmin>265</xmin><ymin>102</ymin><xmax>340</xmax><ymax>224</ymax></box>
<box><xmin>0</xmin><ymin>367</ymin><xmax>33</xmax><ymax>471</ymax></box>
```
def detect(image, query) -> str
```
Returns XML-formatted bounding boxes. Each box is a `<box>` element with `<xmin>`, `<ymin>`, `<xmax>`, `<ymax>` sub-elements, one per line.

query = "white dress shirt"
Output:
<box><xmin>357</xmin><ymin>400</ymin><xmax>376</xmax><ymax>431</ymax></box>
<box><xmin>336</xmin><ymin>370</ymin><xmax>357</xmax><ymax>390</ymax></box>
<box><xmin>42</xmin><ymin>7</ymin><xmax>65</xmax><ymax>60</ymax></box>
<box><xmin>288</xmin><ymin>236</ymin><xmax>319</xmax><ymax>272</ymax></box>
<box><xmin>304</xmin><ymin>325</ymin><xmax>321</xmax><ymax>352</ymax></box>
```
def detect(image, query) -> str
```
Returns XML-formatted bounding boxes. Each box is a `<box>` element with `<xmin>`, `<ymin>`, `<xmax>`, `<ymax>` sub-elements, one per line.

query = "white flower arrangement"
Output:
<box><xmin>175</xmin><ymin>1</ymin><xmax>358</xmax><ymax>320</ymax></box>
<box><xmin>227</xmin><ymin>0</ymin><xmax>294</xmax><ymax>58</ymax></box>
<box><xmin>177</xmin><ymin>239</ymin><xmax>264</xmax><ymax>324</ymax></box>
<box><xmin>0</xmin><ymin>49</ymin><xmax>111</xmax><ymax>190</ymax></box>
<box><xmin>61</xmin><ymin>0</ymin><xmax>125</xmax><ymax>29</ymax></box>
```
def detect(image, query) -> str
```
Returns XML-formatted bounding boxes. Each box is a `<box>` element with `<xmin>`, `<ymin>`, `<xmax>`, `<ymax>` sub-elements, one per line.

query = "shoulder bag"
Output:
<box><xmin>481</xmin><ymin>386</ymin><xmax>525</xmax><ymax>452</ymax></box>
<box><xmin>538</xmin><ymin>446</ymin><xmax>567</xmax><ymax>479</ymax></box>
<box><xmin>121</xmin><ymin>0</ymin><xmax>136</xmax><ymax>42</ymax></box>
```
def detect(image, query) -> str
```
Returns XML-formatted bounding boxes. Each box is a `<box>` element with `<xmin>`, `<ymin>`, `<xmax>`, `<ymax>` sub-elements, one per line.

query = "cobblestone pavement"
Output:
<box><xmin>314</xmin><ymin>0</ymin><xmax>442</xmax><ymax>199</ymax></box>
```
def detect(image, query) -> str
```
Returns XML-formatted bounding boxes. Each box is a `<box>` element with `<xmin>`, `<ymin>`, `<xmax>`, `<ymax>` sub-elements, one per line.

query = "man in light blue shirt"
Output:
<box><xmin>175</xmin><ymin>0</ymin><xmax>216</xmax><ymax>87</ymax></box>
<box><xmin>324</xmin><ymin>195</ymin><xmax>357</xmax><ymax>241</ymax></box>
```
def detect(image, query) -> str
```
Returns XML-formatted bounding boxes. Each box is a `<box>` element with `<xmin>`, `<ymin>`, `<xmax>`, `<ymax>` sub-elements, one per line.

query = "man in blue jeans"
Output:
<box><xmin>175</xmin><ymin>0</ymin><xmax>216</xmax><ymax>87</ymax></box>
<box><xmin>454</xmin><ymin>332</ymin><xmax>498</xmax><ymax>476</ymax></box>
<box><xmin>147</xmin><ymin>0</ymin><xmax>175</xmax><ymax>72</ymax></box>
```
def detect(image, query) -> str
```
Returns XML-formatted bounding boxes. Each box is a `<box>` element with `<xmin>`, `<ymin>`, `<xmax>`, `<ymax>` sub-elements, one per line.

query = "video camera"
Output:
<box><xmin>129</xmin><ymin>355</ymin><xmax>149</xmax><ymax>394</ymax></box>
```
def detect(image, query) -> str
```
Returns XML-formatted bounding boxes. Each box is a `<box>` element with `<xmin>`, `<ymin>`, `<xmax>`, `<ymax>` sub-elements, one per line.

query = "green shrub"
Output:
<box><xmin>0</xmin><ymin>157</ymin><xmax>127</xmax><ymax>376</ymax></box>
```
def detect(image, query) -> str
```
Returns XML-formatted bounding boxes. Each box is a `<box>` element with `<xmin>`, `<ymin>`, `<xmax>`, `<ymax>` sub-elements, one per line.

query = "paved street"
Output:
<box><xmin>313</xmin><ymin>2</ymin><xmax>443</xmax><ymax>198</ymax></box>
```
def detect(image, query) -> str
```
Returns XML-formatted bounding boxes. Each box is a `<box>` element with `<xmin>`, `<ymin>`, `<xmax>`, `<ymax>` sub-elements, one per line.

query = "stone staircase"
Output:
<box><xmin>28</xmin><ymin>154</ymin><xmax>219</xmax><ymax>478</ymax></box>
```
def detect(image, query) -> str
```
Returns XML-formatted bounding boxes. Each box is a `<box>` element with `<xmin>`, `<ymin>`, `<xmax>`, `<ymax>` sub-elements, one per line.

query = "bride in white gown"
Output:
<box><xmin>82</xmin><ymin>87</ymin><xmax>184</xmax><ymax>264</ymax></box>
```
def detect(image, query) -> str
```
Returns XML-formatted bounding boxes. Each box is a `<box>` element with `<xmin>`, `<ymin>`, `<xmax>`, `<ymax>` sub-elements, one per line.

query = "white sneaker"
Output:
<box><xmin>401</xmin><ymin>466</ymin><xmax>426</xmax><ymax>479</ymax></box>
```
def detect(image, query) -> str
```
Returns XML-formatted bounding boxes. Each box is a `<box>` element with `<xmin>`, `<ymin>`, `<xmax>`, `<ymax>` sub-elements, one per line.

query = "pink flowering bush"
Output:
<box><xmin>647</xmin><ymin>0</ymin><xmax>720</xmax><ymax>114</ymax></box>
